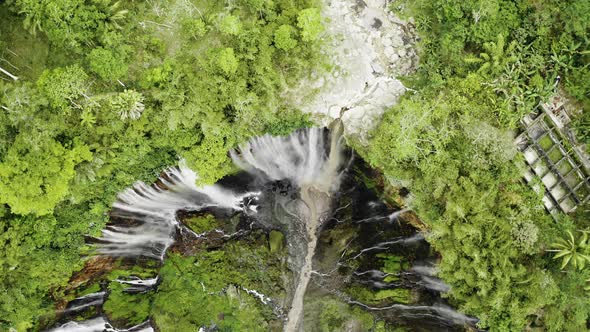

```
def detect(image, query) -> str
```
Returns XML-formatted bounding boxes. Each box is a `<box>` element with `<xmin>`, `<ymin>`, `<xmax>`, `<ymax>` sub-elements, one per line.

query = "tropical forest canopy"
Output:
<box><xmin>0</xmin><ymin>0</ymin><xmax>589</xmax><ymax>331</ymax></box>
<box><xmin>362</xmin><ymin>0</ymin><xmax>590</xmax><ymax>331</ymax></box>
<box><xmin>0</xmin><ymin>0</ymin><xmax>323</xmax><ymax>330</ymax></box>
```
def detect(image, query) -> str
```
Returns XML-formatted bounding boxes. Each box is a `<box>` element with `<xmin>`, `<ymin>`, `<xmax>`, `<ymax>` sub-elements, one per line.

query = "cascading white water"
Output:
<box><xmin>91</xmin><ymin>126</ymin><xmax>346</xmax><ymax>331</ymax></box>
<box><xmin>349</xmin><ymin>234</ymin><xmax>425</xmax><ymax>261</ymax></box>
<box><xmin>230</xmin><ymin>126</ymin><xmax>344</xmax><ymax>193</ymax></box>
<box><xmin>409</xmin><ymin>263</ymin><xmax>451</xmax><ymax>292</ymax></box>
<box><xmin>49</xmin><ymin>317</ymin><xmax>153</xmax><ymax>332</ymax></box>
<box><xmin>97</xmin><ymin>161</ymin><xmax>254</xmax><ymax>259</ymax></box>
<box><xmin>60</xmin><ymin>292</ymin><xmax>106</xmax><ymax>314</ymax></box>
<box><xmin>347</xmin><ymin>300</ymin><xmax>479</xmax><ymax>326</ymax></box>
<box><xmin>231</xmin><ymin>124</ymin><xmax>346</xmax><ymax>332</ymax></box>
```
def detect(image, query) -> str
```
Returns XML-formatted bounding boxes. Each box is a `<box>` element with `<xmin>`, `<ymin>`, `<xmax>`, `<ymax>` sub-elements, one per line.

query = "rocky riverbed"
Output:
<box><xmin>293</xmin><ymin>0</ymin><xmax>418</xmax><ymax>140</ymax></box>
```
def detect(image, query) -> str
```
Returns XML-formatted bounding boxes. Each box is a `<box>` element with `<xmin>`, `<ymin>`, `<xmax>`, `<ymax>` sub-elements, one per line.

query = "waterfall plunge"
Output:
<box><xmin>232</xmin><ymin>124</ymin><xmax>346</xmax><ymax>332</ymax></box>
<box><xmin>93</xmin><ymin>124</ymin><xmax>346</xmax><ymax>332</ymax></box>
<box><xmin>49</xmin><ymin>317</ymin><xmax>153</xmax><ymax>332</ymax></box>
<box><xmin>97</xmin><ymin>163</ymin><xmax>255</xmax><ymax>259</ymax></box>
<box><xmin>67</xmin><ymin>124</ymin><xmax>479</xmax><ymax>332</ymax></box>
<box><xmin>230</xmin><ymin>125</ymin><xmax>345</xmax><ymax>193</ymax></box>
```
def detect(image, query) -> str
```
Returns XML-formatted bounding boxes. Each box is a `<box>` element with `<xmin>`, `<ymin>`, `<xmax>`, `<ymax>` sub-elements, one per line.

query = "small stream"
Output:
<box><xmin>47</xmin><ymin>125</ymin><xmax>478</xmax><ymax>332</ymax></box>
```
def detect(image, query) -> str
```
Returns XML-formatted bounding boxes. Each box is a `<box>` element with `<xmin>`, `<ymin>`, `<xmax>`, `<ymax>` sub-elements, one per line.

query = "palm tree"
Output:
<box><xmin>111</xmin><ymin>90</ymin><xmax>145</xmax><ymax>120</ymax></box>
<box><xmin>19</xmin><ymin>1</ymin><xmax>44</xmax><ymax>36</ymax></box>
<box><xmin>80</xmin><ymin>110</ymin><xmax>96</xmax><ymax>127</ymax></box>
<box><xmin>547</xmin><ymin>230</ymin><xmax>590</xmax><ymax>270</ymax></box>
<box><xmin>105</xmin><ymin>1</ymin><xmax>129</xmax><ymax>30</ymax></box>
<box><xmin>465</xmin><ymin>34</ymin><xmax>517</xmax><ymax>76</ymax></box>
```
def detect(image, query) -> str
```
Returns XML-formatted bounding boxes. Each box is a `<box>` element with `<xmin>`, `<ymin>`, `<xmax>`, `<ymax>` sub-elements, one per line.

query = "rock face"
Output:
<box><xmin>298</xmin><ymin>0</ymin><xmax>418</xmax><ymax>140</ymax></box>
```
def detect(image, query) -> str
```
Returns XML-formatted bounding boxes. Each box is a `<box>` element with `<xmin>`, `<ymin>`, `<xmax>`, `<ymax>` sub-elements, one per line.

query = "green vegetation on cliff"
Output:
<box><xmin>152</xmin><ymin>233</ymin><xmax>288</xmax><ymax>331</ymax></box>
<box><xmin>1</xmin><ymin>0</ymin><xmax>589</xmax><ymax>331</ymax></box>
<box><xmin>0</xmin><ymin>0</ymin><xmax>323</xmax><ymax>330</ymax></box>
<box><xmin>360</xmin><ymin>0</ymin><xmax>590</xmax><ymax>331</ymax></box>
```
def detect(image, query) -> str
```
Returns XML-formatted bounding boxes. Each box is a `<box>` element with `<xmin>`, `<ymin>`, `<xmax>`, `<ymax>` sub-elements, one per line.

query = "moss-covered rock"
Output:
<box><xmin>346</xmin><ymin>285</ymin><xmax>412</xmax><ymax>305</ymax></box>
<box><xmin>304</xmin><ymin>297</ymin><xmax>376</xmax><ymax>332</ymax></box>
<box><xmin>269</xmin><ymin>230</ymin><xmax>285</xmax><ymax>253</ymax></box>
<box><xmin>184</xmin><ymin>214</ymin><xmax>219</xmax><ymax>234</ymax></box>
<box><xmin>103</xmin><ymin>281</ymin><xmax>152</xmax><ymax>327</ymax></box>
<box><xmin>151</xmin><ymin>233</ymin><xmax>289</xmax><ymax>331</ymax></box>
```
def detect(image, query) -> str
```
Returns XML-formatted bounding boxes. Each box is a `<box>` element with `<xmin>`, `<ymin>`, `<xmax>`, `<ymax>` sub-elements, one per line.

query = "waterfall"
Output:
<box><xmin>86</xmin><ymin>125</ymin><xmax>346</xmax><ymax>331</ymax></box>
<box><xmin>60</xmin><ymin>292</ymin><xmax>106</xmax><ymax>314</ymax></box>
<box><xmin>115</xmin><ymin>276</ymin><xmax>159</xmax><ymax>293</ymax></box>
<box><xmin>230</xmin><ymin>126</ymin><xmax>345</xmax><ymax>192</ymax></box>
<box><xmin>96</xmin><ymin>126</ymin><xmax>344</xmax><ymax>263</ymax></box>
<box><xmin>70</xmin><ymin>123</ymin><xmax>477</xmax><ymax>331</ymax></box>
<box><xmin>97</xmin><ymin>162</ymin><xmax>254</xmax><ymax>259</ymax></box>
<box><xmin>49</xmin><ymin>317</ymin><xmax>153</xmax><ymax>332</ymax></box>
<box><xmin>232</xmin><ymin>123</ymin><xmax>346</xmax><ymax>332</ymax></box>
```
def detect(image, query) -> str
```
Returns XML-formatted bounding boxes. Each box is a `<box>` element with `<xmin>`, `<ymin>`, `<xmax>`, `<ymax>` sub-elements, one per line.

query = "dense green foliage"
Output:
<box><xmin>0</xmin><ymin>213</ymin><xmax>86</xmax><ymax>331</ymax></box>
<box><xmin>360</xmin><ymin>0</ymin><xmax>590</xmax><ymax>330</ymax></box>
<box><xmin>103</xmin><ymin>281</ymin><xmax>153</xmax><ymax>326</ymax></box>
<box><xmin>549</xmin><ymin>230</ymin><xmax>590</xmax><ymax>270</ymax></box>
<box><xmin>2</xmin><ymin>0</ymin><xmax>589</xmax><ymax>330</ymax></box>
<box><xmin>0</xmin><ymin>0</ymin><xmax>323</xmax><ymax>330</ymax></box>
<box><xmin>152</xmin><ymin>234</ymin><xmax>288</xmax><ymax>331</ymax></box>
<box><xmin>396</xmin><ymin>0</ymin><xmax>589</xmax><ymax>127</ymax></box>
<box><xmin>303</xmin><ymin>297</ymin><xmax>378</xmax><ymax>332</ymax></box>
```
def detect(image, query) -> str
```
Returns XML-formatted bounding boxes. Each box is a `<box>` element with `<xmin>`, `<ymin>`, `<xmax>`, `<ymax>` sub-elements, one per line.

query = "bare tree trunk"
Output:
<box><xmin>0</xmin><ymin>66</ymin><xmax>18</xmax><ymax>81</ymax></box>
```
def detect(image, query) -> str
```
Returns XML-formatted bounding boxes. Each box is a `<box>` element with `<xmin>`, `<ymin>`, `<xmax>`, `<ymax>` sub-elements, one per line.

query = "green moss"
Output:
<box><xmin>103</xmin><ymin>281</ymin><xmax>152</xmax><ymax>327</ymax></box>
<box><xmin>539</xmin><ymin>135</ymin><xmax>555</xmax><ymax>150</ymax></box>
<box><xmin>548</xmin><ymin>147</ymin><xmax>564</xmax><ymax>163</ymax></box>
<box><xmin>77</xmin><ymin>283</ymin><xmax>101</xmax><ymax>297</ymax></box>
<box><xmin>347</xmin><ymin>285</ymin><xmax>412</xmax><ymax>305</ymax></box>
<box><xmin>557</xmin><ymin>161</ymin><xmax>573</xmax><ymax>175</ymax></box>
<box><xmin>151</xmin><ymin>235</ymin><xmax>288</xmax><ymax>331</ymax></box>
<box><xmin>101</xmin><ymin>265</ymin><xmax>158</xmax><ymax>327</ymax></box>
<box><xmin>373</xmin><ymin>289</ymin><xmax>412</xmax><ymax>303</ymax></box>
<box><xmin>355</xmin><ymin>168</ymin><xmax>379</xmax><ymax>191</ymax></box>
<box><xmin>152</xmin><ymin>254</ymin><xmax>269</xmax><ymax>331</ymax></box>
<box><xmin>269</xmin><ymin>230</ymin><xmax>285</xmax><ymax>253</ymax></box>
<box><xmin>304</xmin><ymin>297</ymin><xmax>376</xmax><ymax>332</ymax></box>
<box><xmin>185</xmin><ymin>214</ymin><xmax>218</xmax><ymax>233</ymax></box>
<box><xmin>107</xmin><ymin>264</ymin><xmax>159</xmax><ymax>280</ymax></box>
<box><xmin>377</xmin><ymin>254</ymin><xmax>408</xmax><ymax>281</ymax></box>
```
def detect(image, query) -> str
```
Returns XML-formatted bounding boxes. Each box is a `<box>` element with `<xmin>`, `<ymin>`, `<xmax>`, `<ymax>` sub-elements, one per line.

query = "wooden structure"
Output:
<box><xmin>516</xmin><ymin>96</ymin><xmax>590</xmax><ymax>216</ymax></box>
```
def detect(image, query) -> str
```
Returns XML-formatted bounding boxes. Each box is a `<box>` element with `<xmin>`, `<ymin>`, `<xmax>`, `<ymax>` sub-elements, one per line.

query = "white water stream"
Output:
<box><xmin>232</xmin><ymin>123</ymin><xmax>346</xmax><ymax>332</ymax></box>
<box><xmin>49</xmin><ymin>317</ymin><xmax>153</xmax><ymax>332</ymax></box>
<box><xmin>98</xmin><ymin>162</ymin><xmax>255</xmax><ymax>259</ymax></box>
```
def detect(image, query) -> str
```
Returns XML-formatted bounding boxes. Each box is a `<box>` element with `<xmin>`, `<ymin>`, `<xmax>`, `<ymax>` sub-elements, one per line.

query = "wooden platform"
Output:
<box><xmin>516</xmin><ymin>97</ymin><xmax>590</xmax><ymax>216</ymax></box>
